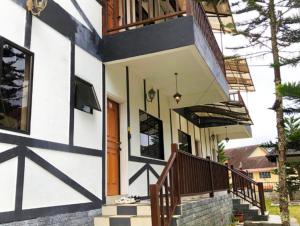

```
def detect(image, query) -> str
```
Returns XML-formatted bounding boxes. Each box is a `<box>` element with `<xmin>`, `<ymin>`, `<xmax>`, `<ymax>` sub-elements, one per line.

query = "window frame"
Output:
<box><xmin>178</xmin><ymin>130</ymin><xmax>192</xmax><ymax>154</ymax></box>
<box><xmin>259</xmin><ymin>171</ymin><xmax>271</xmax><ymax>179</ymax></box>
<box><xmin>74</xmin><ymin>76</ymin><xmax>101</xmax><ymax>114</ymax></box>
<box><xmin>0</xmin><ymin>36</ymin><xmax>34</xmax><ymax>134</ymax></box>
<box><xmin>139</xmin><ymin>110</ymin><xmax>164</xmax><ymax>160</ymax></box>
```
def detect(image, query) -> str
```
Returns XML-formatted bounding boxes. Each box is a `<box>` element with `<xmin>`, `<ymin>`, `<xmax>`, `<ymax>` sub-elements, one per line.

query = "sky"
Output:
<box><xmin>216</xmin><ymin>8</ymin><xmax>300</xmax><ymax>149</ymax></box>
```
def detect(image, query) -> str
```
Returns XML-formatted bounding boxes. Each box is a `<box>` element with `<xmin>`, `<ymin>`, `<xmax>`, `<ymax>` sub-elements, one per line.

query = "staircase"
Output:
<box><xmin>233</xmin><ymin>198</ymin><xmax>269</xmax><ymax>222</ymax></box>
<box><xmin>94</xmin><ymin>203</ymin><xmax>152</xmax><ymax>226</ymax></box>
<box><xmin>94</xmin><ymin>202</ymin><xmax>181</xmax><ymax>226</ymax></box>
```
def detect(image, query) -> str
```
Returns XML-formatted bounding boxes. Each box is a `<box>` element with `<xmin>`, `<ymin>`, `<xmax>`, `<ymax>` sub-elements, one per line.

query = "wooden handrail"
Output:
<box><xmin>228</xmin><ymin>165</ymin><xmax>266</xmax><ymax>215</ymax></box>
<box><xmin>150</xmin><ymin>144</ymin><xmax>266</xmax><ymax>225</ymax></box>
<box><xmin>103</xmin><ymin>0</ymin><xmax>226</xmax><ymax>76</ymax></box>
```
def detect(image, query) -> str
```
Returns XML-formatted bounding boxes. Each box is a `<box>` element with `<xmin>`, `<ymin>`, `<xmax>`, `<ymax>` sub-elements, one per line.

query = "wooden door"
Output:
<box><xmin>107</xmin><ymin>99</ymin><xmax>120</xmax><ymax>196</ymax></box>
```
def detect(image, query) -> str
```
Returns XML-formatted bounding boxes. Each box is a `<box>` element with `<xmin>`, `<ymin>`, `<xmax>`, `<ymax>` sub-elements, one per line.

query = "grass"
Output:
<box><xmin>265</xmin><ymin>199</ymin><xmax>300</xmax><ymax>224</ymax></box>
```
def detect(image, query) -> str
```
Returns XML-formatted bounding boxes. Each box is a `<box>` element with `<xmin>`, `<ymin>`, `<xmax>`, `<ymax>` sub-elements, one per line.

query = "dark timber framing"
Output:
<box><xmin>24</xmin><ymin>11</ymin><xmax>32</xmax><ymax>48</ymax></box>
<box><xmin>13</xmin><ymin>0</ymin><xmax>103</xmax><ymax>60</ymax></box>
<box><xmin>102</xmin><ymin>63</ymin><xmax>106</xmax><ymax>204</ymax></box>
<box><xmin>69</xmin><ymin>43</ymin><xmax>75</xmax><ymax>146</ymax></box>
<box><xmin>0</xmin><ymin>147</ymin><xmax>102</xmax><ymax>224</ymax></box>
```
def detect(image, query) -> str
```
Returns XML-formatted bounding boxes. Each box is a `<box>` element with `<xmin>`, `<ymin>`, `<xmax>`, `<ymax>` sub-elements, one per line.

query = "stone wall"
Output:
<box><xmin>175</xmin><ymin>194</ymin><xmax>233</xmax><ymax>226</ymax></box>
<box><xmin>1</xmin><ymin>209</ymin><xmax>101</xmax><ymax>226</ymax></box>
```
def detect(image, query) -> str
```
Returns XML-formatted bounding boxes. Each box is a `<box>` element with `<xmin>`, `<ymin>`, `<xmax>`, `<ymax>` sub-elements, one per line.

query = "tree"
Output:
<box><xmin>217</xmin><ymin>141</ymin><xmax>228</xmax><ymax>164</ymax></box>
<box><xmin>278</xmin><ymin>82</ymin><xmax>300</xmax><ymax>114</ymax></box>
<box><xmin>225</xmin><ymin>0</ymin><xmax>300</xmax><ymax>224</ymax></box>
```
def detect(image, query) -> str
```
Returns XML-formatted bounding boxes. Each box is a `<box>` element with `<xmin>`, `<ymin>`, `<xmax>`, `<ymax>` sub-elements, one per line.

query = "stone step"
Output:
<box><xmin>244</xmin><ymin>215</ymin><xmax>282</xmax><ymax>226</ymax></box>
<box><xmin>94</xmin><ymin>215</ymin><xmax>151</xmax><ymax>226</ymax></box>
<box><xmin>94</xmin><ymin>214</ymin><xmax>181</xmax><ymax>226</ymax></box>
<box><xmin>233</xmin><ymin>203</ymin><xmax>250</xmax><ymax>210</ymax></box>
<box><xmin>233</xmin><ymin>198</ymin><xmax>241</xmax><ymax>205</ymax></box>
<box><xmin>102</xmin><ymin>204</ymin><xmax>151</xmax><ymax>216</ymax></box>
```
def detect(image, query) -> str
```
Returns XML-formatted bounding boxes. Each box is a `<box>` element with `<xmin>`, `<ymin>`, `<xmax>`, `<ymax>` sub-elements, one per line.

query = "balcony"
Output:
<box><xmin>103</xmin><ymin>0</ymin><xmax>235</xmax><ymax>106</ymax></box>
<box><xmin>103</xmin><ymin>0</ymin><xmax>225</xmax><ymax>74</ymax></box>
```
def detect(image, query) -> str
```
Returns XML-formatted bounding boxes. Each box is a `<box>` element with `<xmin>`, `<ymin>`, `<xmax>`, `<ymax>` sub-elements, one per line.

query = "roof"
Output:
<box><xmin>225</xmin><ymin>57</ymin><xmax>255</xmax><ymax>92</ymax></box>
<box><xmin>201</xmin><ymin>0</ymin><xmax>236</xmax><ymax>33</ymax></box>
<box><xmin>174</xmin><ymin>92</ymin><xmax>253</xmax><ymax>128</ymax></box>
<box><xmin>225</xmin><ymin>145</ymin><xmax>276</xmax><ymax>170</ymax></box>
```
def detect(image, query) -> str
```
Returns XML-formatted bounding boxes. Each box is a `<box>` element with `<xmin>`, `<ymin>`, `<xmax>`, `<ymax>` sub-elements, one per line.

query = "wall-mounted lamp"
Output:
<box><xmin>27</xmin><ymin>0</ymin><xmax>48</xmax><ymax>16</ymax></box>
<box><xmin>225</xmin><ymin>126</ymin><xmax>230</xmax><ymax>143</ymax></box>
<box><xmin>146</xmin><ymin>88</ymin><xmax>156</xmax><ymax>102</ymax></box>
<box><xmin>173</xmin><ymin>73</ymin><xmax>182</xmax><ymax>104</ymax></box>
<box><xmin>211</xmin><ymin>134</ymin><xmax>215</xmax><ymax>141</ymax></box>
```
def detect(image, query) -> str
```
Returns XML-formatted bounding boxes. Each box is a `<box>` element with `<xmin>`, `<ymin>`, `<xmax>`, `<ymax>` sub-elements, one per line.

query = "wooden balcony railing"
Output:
<box><xmin>229</xmin><ymin>165</ymin><xmax>266</xmax><ymax>215</ymax></box>
<box><xmin>103</xmin><ymin>0</ymin><xmax>225</xmax><ymax>75</ymax></box>
<box><xmin>150</xmin><ymin>144</ymin><xmax>266</xmax><ymax>226</ymax></box>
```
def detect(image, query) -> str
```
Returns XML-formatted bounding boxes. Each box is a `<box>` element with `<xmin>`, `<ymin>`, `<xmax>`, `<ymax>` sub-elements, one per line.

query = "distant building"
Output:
<box><xmin>225</xmin><ymin>145</ymin><xmax>278</xmax><ymax>191</ymax></box>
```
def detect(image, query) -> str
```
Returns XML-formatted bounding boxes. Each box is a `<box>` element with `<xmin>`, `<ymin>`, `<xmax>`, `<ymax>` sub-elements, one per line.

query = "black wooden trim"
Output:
<box><xmin>129</xmin><ymin>164</ymin><xmax>148</xmax><ymax>185</ymax></box>
<box><xmin>69</xmin><ymin>43</ymin><xmax>75</xmax><ymax>146</ymax></box>
<box><xmin>157</xmin><ymin>89</ymin><xmax>160</xmax><ymax>118</ymax></box>
<box><xmin>15</xmin><ymin>147</ymin><xmax>25</xmax><ymax>213</ymax></box>
<box><xmin>126</xmin><ymin>67</ymin><xmax>131</xmax><ymax>157</ymax></box>
<box><xmin>0</xmin><ymin>147</ymin><xmax>19</xmax><ymax>164</ymax></box>
<box><xmin>129</xmin><ymin>155</ymin><xmax>166</xmax><ymax>165</ymax></box>
<box><xmin>148</xmin><ymin>165</ymin><xmax>160</xmax><ymax>178</ymax></box>
<box><xmin>24</xmin><ymin>11</ymin><xmax>32</xmax><ymax>48</ymax></box>
<box><xmin>146</xmin><ymin>168</ymin><xmax>150</xmax><ymax>196</ymax></box>
<box><xmin>143</xmin><ymin>79</ymin><xmax>147</xmax><ymax>112</ymax></box>
<box><xmin>95</xmin><ymin>0</ymin><xmax>105</xmax><ymax>6</ymax></box>
<box><xmin>204</xmin><ymin>128</ymin><xmax>208</xmax><ymax>155</ymax></box>
<box><xmin>71</xmin><ymin>0</ymin><xmax>98</xmax><ymax>34</ymax></box>
<box><xmin>0</xmin><ymin>132</ymin><xmax>102</xmax><ymax>156</ymax></box>
<box><xmin>102</xmin><ymin>63</ymin><xmax>106</xmax><ymax>204</ymax></box>
<box><xmin>199</xmin><ymin>127</ymin><xmax>203</xmax><ymax>157</ymax></box>
<box><xmin>13</xmin><ymin>0</ymin><xmax>103</xmax><ymax>60</ymax></box>
<box><xmin>179</xmin><ymin>115</ymin><xmax>182</xmax><ymax>130</ymax></box>
<box><xmin>169</xmin><ymin>109</ymin><xmax>173</xmax><ymax>143</ymax></box>
<box><xmin>0</xmin><ymin>202</ymin><xmax>98</xmax><ymax>224</ymax></box>
<box><xmin>25</xmin><ymin>148</ymin><xmax>102</xmax><ymax>205</ymax></box>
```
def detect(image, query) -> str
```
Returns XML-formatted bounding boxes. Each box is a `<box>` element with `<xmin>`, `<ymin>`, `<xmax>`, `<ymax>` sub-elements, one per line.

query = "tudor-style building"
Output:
<box><xmin>0</xmin><ymin>0</ymin><xmax>264</xmax><ymax>226</ymax></box>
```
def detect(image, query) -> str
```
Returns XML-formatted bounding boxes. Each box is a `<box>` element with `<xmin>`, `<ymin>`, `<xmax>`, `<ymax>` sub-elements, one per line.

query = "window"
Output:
<box><xmin>248</xmin><ymin>172</ymin><xmax>253</xmax><ymax>178</ymax></box>
<box><xmin>139</xmin><ymin>110</ymin><xmax>164</xmax><ymax>160</ymax></box>
<box><xmin>178</xmin><ymin>130</ymin><xmax>192</xmax><ymax>154</ymax></box>
<box><xmin>75</xmin><ymin>76</ymin><xmax>101</xmax><ymax>114</ymax></box>
<box><xmin>259</xmin><ymin>172</ymin><xmax>271</xmax><ymax>179</ymax></box>
<box><xmin>0</xmin><ymin>37</ymin><xmax>33</xmax><ymax>133</ymax></box>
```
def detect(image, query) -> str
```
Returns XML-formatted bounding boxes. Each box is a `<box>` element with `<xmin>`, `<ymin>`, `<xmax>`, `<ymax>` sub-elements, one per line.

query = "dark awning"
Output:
<box><xmin>75</xmin><ymin>76</ymin><xmax>101</xmax><ymax>113</ymax></box>
<box><xmin>225</xmin><ymin>57</ymin><xmax>255</xmax><ymax>92</ymax></box>
<box><xmin>175</xmin><ymin>92</ymin><xmax>253</xmax><ymax>128</ymax></box>
<box><xmin>201</xmin><ymin>0</ymin><xmax>236</xmax><ymax>33</ymax></box>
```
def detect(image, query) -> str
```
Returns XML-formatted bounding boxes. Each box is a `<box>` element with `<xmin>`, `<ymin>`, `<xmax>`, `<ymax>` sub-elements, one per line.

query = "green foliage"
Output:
<box><xmin>228</xmin><ymin>0</ymin><xmax>300</xmax><ymax>66</ymax></box>
<box><xmin>217</xmin><ymin>141</ymin><xmax>228</xmax><ymax>164</ymax></box>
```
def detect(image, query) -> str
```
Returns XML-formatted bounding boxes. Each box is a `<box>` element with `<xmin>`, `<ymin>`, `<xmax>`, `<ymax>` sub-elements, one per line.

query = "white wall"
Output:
<box><xmin>106</xmin><ymin>63</ymin><xmax>219</xmax><ymax>196</ymax></box>
<box><xmin>0</xmin><ymin>0</ymin><xmax>104</xmax><ymax>214</ymax></box>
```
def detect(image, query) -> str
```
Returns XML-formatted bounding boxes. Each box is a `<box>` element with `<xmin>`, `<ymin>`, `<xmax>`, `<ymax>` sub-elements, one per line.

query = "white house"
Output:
<box><xmin>0</xmin><ymin>0</ymin><xmax>256</xmax><ymax>225</ymax></box>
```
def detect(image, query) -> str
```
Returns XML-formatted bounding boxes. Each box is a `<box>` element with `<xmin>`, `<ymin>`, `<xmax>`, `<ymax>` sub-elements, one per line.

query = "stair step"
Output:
<box><xmin>233</xmin><ymin>203</ymin><xmax>250</xmax><ymax>210</ymax></box>
<box><xmin>233</xmin><ymin>198</ymin><xmax>241</xmax><ymax>205</ymax></box>
<box><xmin>95</xmin><ymin>214</ymin><xmax>181</xmax><ymax>226</ymax></box>
<box><xmin>102</xmin><ymin>204</ymin><xmax>151</xmax><ymax>216</ymax></box>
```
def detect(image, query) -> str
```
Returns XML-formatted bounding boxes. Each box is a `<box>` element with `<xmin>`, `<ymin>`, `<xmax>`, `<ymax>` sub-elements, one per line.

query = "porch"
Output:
<box><xmin>95</xmin><ymin>144</ymin><xmax>267</xmax><ymax>226</ymax></box>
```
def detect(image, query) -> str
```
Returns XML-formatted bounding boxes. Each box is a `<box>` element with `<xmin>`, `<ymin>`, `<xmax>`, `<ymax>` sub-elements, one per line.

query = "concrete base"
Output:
<box><xmin>1</xmin><ymin>209</ymin><xmax>101</xmax><ymax>226</ymax></box>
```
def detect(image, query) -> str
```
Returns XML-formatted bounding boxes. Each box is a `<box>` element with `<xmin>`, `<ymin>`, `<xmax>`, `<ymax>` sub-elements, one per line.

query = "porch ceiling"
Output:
<box><xmin>106</xmin><ymin>45</ymin><xmax>229</xmax><ymax>108</ymax></box>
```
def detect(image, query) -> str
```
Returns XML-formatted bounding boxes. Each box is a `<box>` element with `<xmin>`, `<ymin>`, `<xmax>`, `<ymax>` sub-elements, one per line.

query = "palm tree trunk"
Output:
<box><xmin>269</xmin><ymin>0</ymin><xmax>290</xmax><ymax>225</ymax></box>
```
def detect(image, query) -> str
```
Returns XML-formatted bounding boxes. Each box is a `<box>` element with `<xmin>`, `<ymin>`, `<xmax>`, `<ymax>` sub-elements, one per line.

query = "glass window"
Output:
<box><xmin>139</xmin><ymin>110</ymin><xmax>164</xmax><ymax>160</ymax></box>
<box><xmin>178</xmin><ymin>130</ymin><xmax>192</xmax><ymax>154</ymax></box>
<box><xmin>248</xmin><ymin>172</ymin><xmax>253</xmax><ymax>178</ymax></box>
<box><xmin>259</xmin><ymin>172</ymin><xmax>271</xmax><ymax>178</ymax></box>
<box><xmin>0</xmin><ymin>37</ymin><xmax>33</xmax><ymax>133</ymax></box>
<box><xmin>75</xmin><ymin>76</ymin><xmax>101</xmax><ymax>114</ymax></box>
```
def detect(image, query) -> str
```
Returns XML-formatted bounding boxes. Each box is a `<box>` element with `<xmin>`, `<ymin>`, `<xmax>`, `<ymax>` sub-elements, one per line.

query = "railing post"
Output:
<box><xmin>172</xmin><ymin>143</ymin><xmax>181</xmax><ymax>204</ymax></box>
<box><xmin>257</xmin><ymin>182</ymin><xmax>266</xmax><ymax>215</ymax></box>
<box><xmin>150</xmin><ymin>184</ymin><xmax>161</xmax><ymax>226</ymax></box>
<box><xmin>225</xmin><ymin>163</ymin><xmax>230</xmax><ymax>194</ymax></box>
<box><xmin>206</xmin><ymin>156</ymin><xmax>214</xmax><ymax>197</ymax></box>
